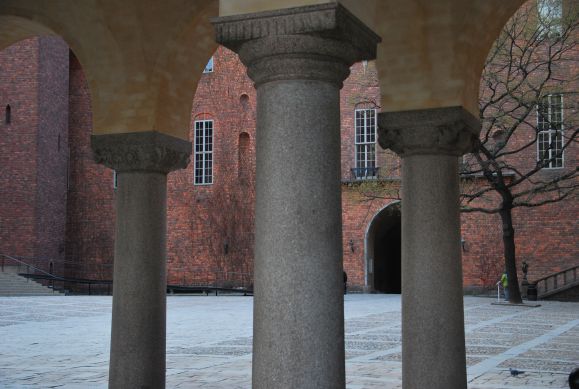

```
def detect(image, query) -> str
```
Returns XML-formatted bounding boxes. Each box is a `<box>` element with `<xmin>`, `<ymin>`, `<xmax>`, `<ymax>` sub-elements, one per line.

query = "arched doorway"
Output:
<box><xmin>365</xmin><ymin>202</ymin><xmax>401</xmax><ymax>293</ymax></box>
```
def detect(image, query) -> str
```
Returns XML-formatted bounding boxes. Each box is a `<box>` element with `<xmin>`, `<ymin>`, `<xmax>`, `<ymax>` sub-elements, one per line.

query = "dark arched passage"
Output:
<box><xmin>365</xmin><ymin>202</ymin><xmax>401</xmax><ymax>293</ymax></box>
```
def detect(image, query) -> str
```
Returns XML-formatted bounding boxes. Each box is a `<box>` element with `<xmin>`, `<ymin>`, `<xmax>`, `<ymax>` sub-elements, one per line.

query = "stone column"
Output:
<box><xmin>212</xmin><ymin>5</ymin><xmax>380</xmax><ymax>389</ymax></box>
<box><xmin>92</xmin><ymin>132</ymin><xmax>191</xmax><ymax>389</ymax></box>
<box><xmin>378</xmin><ymin>107</ymin><xmax>480</xmax><ymax>389</ymax></box>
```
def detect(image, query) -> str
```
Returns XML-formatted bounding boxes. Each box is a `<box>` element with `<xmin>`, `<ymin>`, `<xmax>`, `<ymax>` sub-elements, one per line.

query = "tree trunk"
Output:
<box><xmin>499</xmin><ymin>206</ymin><xmax>522</xmax><ymax>304</ymax></box>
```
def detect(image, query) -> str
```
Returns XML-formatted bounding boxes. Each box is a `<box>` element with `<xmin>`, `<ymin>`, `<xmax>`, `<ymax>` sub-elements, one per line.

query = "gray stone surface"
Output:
<box><xmin>91</xmin><ymin>131</ymin><xmax>191</xmax><ymax>173</ymax></box>
<box><xmin>0</xmin><ymin>295</ymin><xmax>578</xmax><ymax>389</ymax></box>
<box><xmin>92</xmin><ymin>132</ymin><xmax>192</xmax><ymax>389</ymax></box>
<box><xmin>378</xmin><ymin>107</ymin><xmax>482</xmax><ymax>389</ymax></box>
<box><xmin>378</xmin><ymin>106</ymin><xmax>480</xmax><ymax>157</ymax></box>
<box><xmin>212</xmin><ymin>5</ymin><xmax>380</xmax><ymax>389</ymax></box>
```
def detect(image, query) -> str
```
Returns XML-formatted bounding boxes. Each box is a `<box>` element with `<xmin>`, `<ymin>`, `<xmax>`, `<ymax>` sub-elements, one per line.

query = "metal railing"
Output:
<box><xmin>351</xmin><ymin>167</ymin><xmax>380</xmax><ymax>180</ymax></box>
<box><xmin>535</xmin><ymin>264</ymin><xmax>579</xmax><ymax>297</ymax></box>
<box><xmin>1</xmin><ymin>254</ymin><xmax>253</xmax><ymax>296</ymax></box>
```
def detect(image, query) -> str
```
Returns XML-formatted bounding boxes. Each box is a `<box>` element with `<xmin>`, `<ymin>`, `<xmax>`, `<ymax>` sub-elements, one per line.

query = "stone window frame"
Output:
<box><xmin>194</xmin><ymin>118</ymin><xmax>214</xmax><ymax>185</ymax></box>
<box><xmin>354</xmin><ymin>107</ymin><xmax>378</xmax><ymax>179</ymax></box>
<box><xmin>537</xmin><ymin>93</ymin><xmax>564</xmax><ymax>169</ymax></box>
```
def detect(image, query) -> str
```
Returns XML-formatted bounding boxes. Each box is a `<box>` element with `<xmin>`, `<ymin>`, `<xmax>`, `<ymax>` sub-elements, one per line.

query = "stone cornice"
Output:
<box><xmin>378</xmin><ymin>107</ymin><xmax>481</xmax><ymax>157</ymax></box>
<box><xmin>91</xmin><ymin>131</ymin><xmax>192</xmax><ymax>174</ymax></box>
<box><xmin>211</xmin><ymin>3</ymin><xmax>381</xmax><ymax>87</ymax></box>
<box><xmin>212</xmin><ymin>3</ymin><xmax>380</xmax><ymax>59</ymax></box>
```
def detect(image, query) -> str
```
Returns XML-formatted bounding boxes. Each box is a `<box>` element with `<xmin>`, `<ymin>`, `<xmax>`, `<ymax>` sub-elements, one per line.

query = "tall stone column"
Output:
<box><xmin>213</xmin><ymin>5</ymin><xmax>380</xmax><ymax>388</ymax></box>
<box><xmin>378</xmin><ymin>107</ymin><xmax>480</xmax><ymax>389</ymax></box>
<box><xmin>92</xmin><ymin>132</ymin><xmax>191</xmax><ymax>389</ymax></box>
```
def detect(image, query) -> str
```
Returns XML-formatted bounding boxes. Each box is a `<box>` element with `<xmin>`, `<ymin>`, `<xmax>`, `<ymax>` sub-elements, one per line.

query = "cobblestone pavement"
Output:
<box><xmin>0</xmin><ymin>295</ymin><xmax>577</xmax><ymax>388</ymax></box>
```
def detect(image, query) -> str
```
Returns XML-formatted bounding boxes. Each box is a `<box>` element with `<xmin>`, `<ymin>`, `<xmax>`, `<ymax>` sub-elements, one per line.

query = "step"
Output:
<box><xmin>0</xmin><ymin>272</ymin><xmax>64</xmax><ymax>296</ymax></box>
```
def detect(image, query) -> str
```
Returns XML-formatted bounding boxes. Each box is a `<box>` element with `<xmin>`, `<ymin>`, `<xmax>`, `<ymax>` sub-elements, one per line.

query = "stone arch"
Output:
<box><xmin>365</xmin><ymin>201</ymin><xmax>401</xmax><ymax>293</ymax></box>
<box><xmin>0</xmin><ymin>1</ymin><xmax>219</xmax><ymax>139</ymax></box>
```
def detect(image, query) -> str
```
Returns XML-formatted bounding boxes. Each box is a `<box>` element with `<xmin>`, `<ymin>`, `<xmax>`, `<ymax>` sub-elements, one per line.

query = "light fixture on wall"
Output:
<box><xmin>349</xmin><ymin>239</ymin><xmax>355</xmax><ymax>253</ymax></box>
<box><xmin>461</xmin><ymin>237</ymin><xmax>467</xmax><ymax>252</ymax></box>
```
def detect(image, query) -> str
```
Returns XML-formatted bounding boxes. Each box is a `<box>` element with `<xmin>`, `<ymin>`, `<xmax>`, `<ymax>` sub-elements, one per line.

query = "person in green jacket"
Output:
<box><xmin>501</xmin><ymin>271</ymin><xmax>509</xmax><ymax>301</ymax></box>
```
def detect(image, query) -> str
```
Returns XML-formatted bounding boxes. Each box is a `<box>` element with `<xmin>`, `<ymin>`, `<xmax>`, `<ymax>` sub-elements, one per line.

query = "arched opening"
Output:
<box><xmin>365</xmin><ymin>202</ymin><xmax>401</xmax><ymax>293</ymax></box>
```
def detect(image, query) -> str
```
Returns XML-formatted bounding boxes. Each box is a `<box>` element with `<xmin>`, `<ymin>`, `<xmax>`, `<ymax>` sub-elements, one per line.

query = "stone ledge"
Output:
<box><xmin>212</xmin><ymin>3</ymin><xmax>381</xmax><ymax>60</ymax></box>
<box><xmin>378</xmin><ymin>106</ymin><xmax>481</xmax><ymax>157</ymax></box>
<box><xmin>91</xmin><ymin>131</ymin><xmax>191</xmax><ymax>174</ymax></box>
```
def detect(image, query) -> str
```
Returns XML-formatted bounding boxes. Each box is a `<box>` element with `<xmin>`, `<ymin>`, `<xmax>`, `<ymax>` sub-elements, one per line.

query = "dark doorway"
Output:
<box><xmin>366</xmin><ymin>203</ymin><xmax>401</xmax><ymax>293</ymax></box>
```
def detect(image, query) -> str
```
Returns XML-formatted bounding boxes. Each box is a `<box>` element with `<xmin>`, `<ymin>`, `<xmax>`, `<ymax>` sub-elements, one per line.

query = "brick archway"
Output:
<box><xmin>365</xmin><ymin>201</ymin><xmax>401</xmax><ymax>293</ymax></box>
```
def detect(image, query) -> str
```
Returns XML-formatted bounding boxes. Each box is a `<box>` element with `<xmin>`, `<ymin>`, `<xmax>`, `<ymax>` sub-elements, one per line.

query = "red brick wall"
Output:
<box><xmin>64</xmin><ymin>52</ymin><xmax>115</xmax><ymax>281</ymax></box>
<box><xmin>1</xmin><ymin>38</ymin><xmax>576</xmax><ymax>292</ymax></box>
<box><xmin>0</xmin><ymin>38</ymin><xmax>39</xmax><ymax>261</ymax></box>
<box><xmin>35</xmin><ymin>36</ymin><xmax>70</xmax><ymax>274</ymax></box>
<box><xmin>167</xmin><ymin>47</ymin><xmax>256</xmax><ymax>287</ymax></box>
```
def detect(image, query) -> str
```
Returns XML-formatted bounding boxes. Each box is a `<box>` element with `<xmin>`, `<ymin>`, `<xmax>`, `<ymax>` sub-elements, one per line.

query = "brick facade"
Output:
<box><xmin>0</xmin><ymin>37</ymin><xmax>69</xmax><ymax>275</ymax></box>
<box><xmin>0</xmin><ymin>36</ymin><xmax>576</xmax><ymax>292</ymax></box>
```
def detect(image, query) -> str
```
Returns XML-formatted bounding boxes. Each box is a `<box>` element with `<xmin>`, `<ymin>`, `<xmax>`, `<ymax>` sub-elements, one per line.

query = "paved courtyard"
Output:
<box><xmin>0</xmin><ymin>294</ymin><xmax>577</xmax><ymax>388</ymax></box>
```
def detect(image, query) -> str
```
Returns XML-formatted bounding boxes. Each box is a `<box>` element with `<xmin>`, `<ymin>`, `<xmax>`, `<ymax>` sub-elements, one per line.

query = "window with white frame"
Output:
<box><xmin>538</xmin><ymin>0</ymin><xmax>562</xmax><ymax>36</ymax></box>
<box><xmin>203</xmin><ymin>57</ymin><xmax>214</xmax><ymax>73</ymax></box>
<box><xmin>537</xmin><ymin>94</ymin><xmax>564</xmax><ymax>168</ymax></box>
<box><xmin>354</xmin><ymin>108</ymin><xmax>377</xmax><ymax>179</ymax></box>
<box><xmin>194</xmin><ymin>119</ymin><xmax>213</xmax><ymax>184</ymax></box>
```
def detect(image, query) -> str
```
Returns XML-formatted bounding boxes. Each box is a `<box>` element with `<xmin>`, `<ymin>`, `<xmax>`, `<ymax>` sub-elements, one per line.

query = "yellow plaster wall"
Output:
<box><xmin>0</xmin><ymin>0</ymin><xmax>525</xmax><ymax>140</ymax></box>
<box><xmin>0</xmin><ymin>0</ymin><xmax>218</xmax><ymax>139</ymax></box>
<box><xmin>219</xmin><ymin>0</ymin><xmax>525</xmax><ymax>116</ymax></box>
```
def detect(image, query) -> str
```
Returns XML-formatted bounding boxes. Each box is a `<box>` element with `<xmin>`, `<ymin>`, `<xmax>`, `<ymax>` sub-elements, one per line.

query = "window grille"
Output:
<box><xmin>194</xmin><ymin>119</ymin><xmax>214</xmax><ymax>184</ymax></box>
<box><xmin>537</xmin><ymin>94</ymin><xmax>564</xmax><ymax>168</ymax></box>
<box><xmin>354</xmin><ymin>108</ymin><xmax>378</xmax><ymax>179</ymax></box>
<box><xmin>203</xmin><ymin>57</ymin><xmax>214</xmax><ymax>73</ymax></box>
<box><xmin>538</xmin><ymin>0</ymin><xmax>562</xmax><ymax>37</ymax></box>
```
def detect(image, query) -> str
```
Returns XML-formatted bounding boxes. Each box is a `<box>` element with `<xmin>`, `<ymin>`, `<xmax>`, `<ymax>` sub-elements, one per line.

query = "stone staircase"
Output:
<box><xmin>536</xmin><ymin>264</ymin><xmax>579</xmax><ymax>302</ymax></box>
<box><xmin>0</xmin><ymin>272</ymin><xmax>63</xmax><ymax>296</ymax></box>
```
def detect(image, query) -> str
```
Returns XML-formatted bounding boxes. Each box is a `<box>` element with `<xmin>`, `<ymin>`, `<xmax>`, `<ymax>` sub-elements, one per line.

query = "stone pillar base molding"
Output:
<box><xmin>92</xmin><ymin>131</ymin><xmax>191</xmax><ymax>389</ymax></box>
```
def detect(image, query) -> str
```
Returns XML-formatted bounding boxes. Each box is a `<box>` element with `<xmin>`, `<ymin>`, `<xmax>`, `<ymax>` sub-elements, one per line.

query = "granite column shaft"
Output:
<box><xmin>378</xmin><ymin>107</ymin><xmax>481</xmax><ymax>389</ymax></box>
<box><xmin>212</xmin><ymin>5</ymin><xmax>380</xmax><ymax>388</ymax></box>
<box><xmin>92</xmin><ymin>132</ymin><xmax>191</xmax><ymax>389</ymax></box>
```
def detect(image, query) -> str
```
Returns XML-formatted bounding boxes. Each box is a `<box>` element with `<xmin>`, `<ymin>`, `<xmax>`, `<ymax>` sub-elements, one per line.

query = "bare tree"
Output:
<box><xmin>461</xmin><ymin>1</ymin><xmax>578</xmax><ymax>303</ymax></box>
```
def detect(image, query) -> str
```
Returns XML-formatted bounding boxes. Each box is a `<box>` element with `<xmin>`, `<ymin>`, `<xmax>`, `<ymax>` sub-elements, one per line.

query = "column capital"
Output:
<box><xmin>91</xmin><ymin>131</ymin><xmax>192</xmax><ymax>174</ymax></box>
<box><xmin>378</xmin><ymin>106</ymin><xmax>481</xmax><ymax>157</ymax></box>
<box><xmin>211</xmin><ymin>3</ymin><xmax>381</xmax><ymax>87</ymax></box>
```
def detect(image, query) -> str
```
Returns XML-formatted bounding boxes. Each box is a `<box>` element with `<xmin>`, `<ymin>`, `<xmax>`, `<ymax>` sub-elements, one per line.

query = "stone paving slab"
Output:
<box><xmin>0</xmin><ymin>295</ymin><xmax>577</xmax><ymax>388</ymax></box>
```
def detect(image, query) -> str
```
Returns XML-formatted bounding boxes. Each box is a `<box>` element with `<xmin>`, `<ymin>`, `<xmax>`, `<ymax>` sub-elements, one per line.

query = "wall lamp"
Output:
<box><xmin>349</xmin><ymin>239</ymin><xmax>355</xmax><ymax>253</ymax></box>
<box><xmin>461</xmin><ymin>237</ymin><xmax>467</xmax><ymax>252</ymax></box>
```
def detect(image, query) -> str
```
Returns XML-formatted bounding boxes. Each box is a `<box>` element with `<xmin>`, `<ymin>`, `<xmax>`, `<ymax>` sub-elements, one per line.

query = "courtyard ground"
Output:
<box><xmin>0</xmin><ymin>294</ymin><xmax>577</xmax><ymax>388</ymax></box>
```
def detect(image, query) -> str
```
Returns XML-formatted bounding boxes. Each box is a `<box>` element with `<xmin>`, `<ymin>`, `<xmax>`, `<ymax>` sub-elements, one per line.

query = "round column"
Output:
<box><xmin>213</xmin><ymin>4</ymin><xmax>381</xmax><ymax>389</ymax></box>
<box><xmin>378</xmin><ymin>107</ymin><xmax>480</xmax><ymax>389</ymax></box>
<box><xmin>92</xmin><ymin>132</ymin><xmax>191</xmax><ymax>389</ymax></box>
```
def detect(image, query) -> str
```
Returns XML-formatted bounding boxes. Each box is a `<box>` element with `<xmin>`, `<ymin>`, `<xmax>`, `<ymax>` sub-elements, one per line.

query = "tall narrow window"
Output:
<box><xmin>537</xmin><ymin>94</ymin><xmax>564</xmax><ymax>168</ymax></box>
<box><xmin>203</xmin><ymin>57</ymin><xmax>214</xmax><ymax>73</ymax></box>
<box><xmin>194</xmin><ymin>119</ymin><xmax>213</xmax><ymax>185</ymax></box>
<box><xmin>354</xmin><ymin>108</ymin><xmax>377</xmax><ymax>179</ymax></box>
<box><xmin>113</xmin><ymin>170</ymin><xmax>118</xmax><ymax>189</ymax></box>
<box><xmin>238</xmin><ymin>132</ymin><xmax>250</xmax><ymax>184</ymax></box>
<box><xmin>538</xmin><ymin>0</ymin><xmax>562</xmax><ymax>36</ymax></box>
<box><xmin>5</xmin><ymin>105</ymin><xmax>11</xmax><ymax>124</ymax></box>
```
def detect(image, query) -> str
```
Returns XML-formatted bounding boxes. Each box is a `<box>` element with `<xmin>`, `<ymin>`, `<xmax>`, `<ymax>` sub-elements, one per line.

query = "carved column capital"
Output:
<box><xmin>378</xmin><ymin>106</ymin><xmax>481</xmax><ymax>157</ymax></box>
<box><xmin>212</xmin><ymin>3</ymin><xmax>381</xmax><ymax>87</ymax></box>
<box><xmin>91</xmin><ymin>131</ymin><xmax>192</xmax><ymax>174</ymax></box>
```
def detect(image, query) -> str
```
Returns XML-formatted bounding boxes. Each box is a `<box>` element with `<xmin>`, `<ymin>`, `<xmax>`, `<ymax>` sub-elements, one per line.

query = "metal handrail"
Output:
<box><xmin>534</xmin><ymin>264</ymin><xmax>579</xmax><ymax>295</ymax></box>
<box><xmin>0</xmin><ymin>254</ymin><xmax>55</xmax><ymax>277</ymax></box>
<box><xmin>351</xmin><ymin>167</ymin><xmax>380</xmax><ymax>180</ymax></box>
